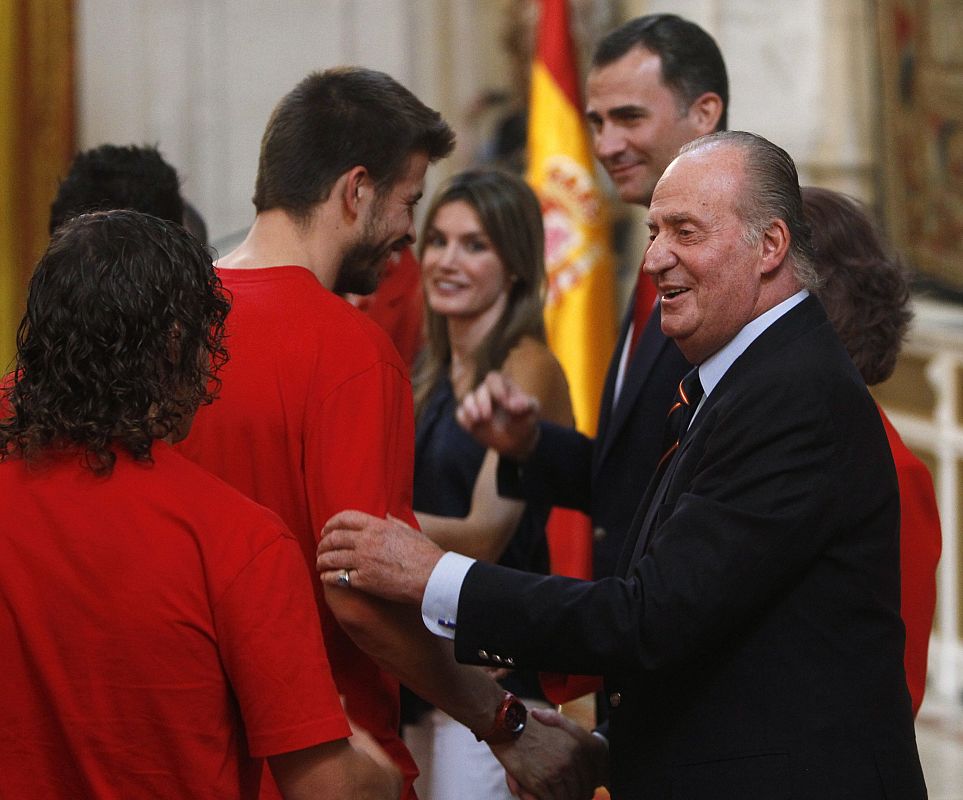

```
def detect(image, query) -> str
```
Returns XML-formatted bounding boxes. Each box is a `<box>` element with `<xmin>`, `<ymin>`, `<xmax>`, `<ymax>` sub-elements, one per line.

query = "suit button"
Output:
<box><xmin>593</xmin><ymin>526</ymin><xmax>607</xmax><ymax>541</ymax></box>
<box><xmin>478</xmin><ymin>649</ymin><xmax>489</xmax><ymax>660</ymax></box>
<box><xmin>492</xmin><ymin>654</ymin><xmax>503</xmax><ymax>664</ymax></box>
<box><xmin>609</xmin><ymin>692</ymin><xmax>621</xmax><ymax>708</ymax></box>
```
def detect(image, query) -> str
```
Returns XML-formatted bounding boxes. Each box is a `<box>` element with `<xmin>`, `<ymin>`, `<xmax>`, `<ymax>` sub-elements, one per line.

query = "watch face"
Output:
<box><xmin>505</xmin><ymin>700</ymin><xmax>527</xmax><ymax>734</ymax></box>
<box><xmin>475</xmin><ymin>694</ymin><xmax>528</xmax><ymax>744</ymax></box>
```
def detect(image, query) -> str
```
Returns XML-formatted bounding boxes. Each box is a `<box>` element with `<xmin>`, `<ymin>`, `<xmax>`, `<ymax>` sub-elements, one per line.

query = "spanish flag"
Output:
<box><xmin>526</xmin><ymin>0</ymin><xmax>617</xmax><ymax>580</ymax></box>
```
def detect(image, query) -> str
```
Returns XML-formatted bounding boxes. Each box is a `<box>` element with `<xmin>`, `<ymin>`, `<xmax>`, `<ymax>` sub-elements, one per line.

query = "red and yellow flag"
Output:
<box><xmin>526</xmin><ymin>0</ymin><xmax>617</xmax><ymax>581</ymax></box>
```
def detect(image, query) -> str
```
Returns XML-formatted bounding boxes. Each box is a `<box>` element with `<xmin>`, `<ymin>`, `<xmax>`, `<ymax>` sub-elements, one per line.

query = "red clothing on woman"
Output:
<box><xmin>351</xmin><ymin>247</ymin><xmax>424</xmax><ymax>369</ymax></box>
<box><xmin>880</xmin><ymin>406</ymin><xmax>941</xmax><ymax>715</ymax></box>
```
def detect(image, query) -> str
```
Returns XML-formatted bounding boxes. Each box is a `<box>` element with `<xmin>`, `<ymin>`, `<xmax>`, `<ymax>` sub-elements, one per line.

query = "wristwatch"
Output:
<box><xmin>474</xmin><ymin>692</ymin><xmax>528</xmax><ymax>745</ymax></box>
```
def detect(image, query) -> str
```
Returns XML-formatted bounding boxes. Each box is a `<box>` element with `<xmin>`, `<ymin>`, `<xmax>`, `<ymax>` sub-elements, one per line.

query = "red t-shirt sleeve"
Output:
<box><xmin>213</xmin><ymin>531</ymin><xmax>351</xmax><ymax>757</ymax></box>
<box><xmin>301</xmin><ymin>352</ymin><xmax>421</xmax><ymax>798</ymax></box>
<box><xmin>306</xmin><ymin>358</ymin><xmax>417</xmax><ymax>537</ymax></box>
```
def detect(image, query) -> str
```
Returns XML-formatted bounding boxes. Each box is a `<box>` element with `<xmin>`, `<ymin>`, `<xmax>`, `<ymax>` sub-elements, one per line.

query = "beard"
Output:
<box><xmin>334</xmin><ymin>238</ymin><xmax>390</xmax><ymax>295</ymax></box>
<box><xmin>334</xmin><ymin>198</ymin><xmax>396</xmax><ymax>296</ymax></box>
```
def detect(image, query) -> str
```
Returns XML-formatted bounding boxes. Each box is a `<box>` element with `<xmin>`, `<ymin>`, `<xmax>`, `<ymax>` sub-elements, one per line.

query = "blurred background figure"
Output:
<box><xmin>182</xmin><ymin>198</ymin><xmax>210</xmax><ymax>245</ymax></box>
<box><xmin>403</xmin><ymin>168</ymin><xmax>573</xmax><ymax>800</ymax></box>
<box><xmin>49</xmin><ymin>144</ymin><xmax>184</xmax><ymax>233</ymax></box>
<box><xmin>48</xmin><ymin>142</ymin><xmax>208</xmax><ymax>245</ymax></box>
<box><xmin>462</xmin><ymin>0</ymin><xmax>537</xmax><ymax>175</ymax></box>
<box><xmin>804</xmin><ymin>186</ymin><xmax>942</xmax><ymax>716</ymax></box>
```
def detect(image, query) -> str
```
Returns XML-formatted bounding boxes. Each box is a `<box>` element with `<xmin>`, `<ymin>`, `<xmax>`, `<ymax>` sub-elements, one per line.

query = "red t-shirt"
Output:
<box><xmin>0</xmin><ymin>442</ymin><xmax>348</xmax><ymax>799</ymax></box>
<box><xmin>879</xmin><ymin>407</ymin><xmax>942</xmax><ymax>715</ymax></box>
<box><xmin>178</xmin><ymin>265</ymin><xmax>419</xmax><ymax>797</ymax></box>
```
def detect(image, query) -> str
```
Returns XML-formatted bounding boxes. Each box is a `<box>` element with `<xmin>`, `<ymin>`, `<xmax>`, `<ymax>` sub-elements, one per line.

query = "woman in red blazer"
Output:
<box><xmin>804</xmin><ymin>186</ymin><xmax>942</xmax><ymax>715</ymax></box>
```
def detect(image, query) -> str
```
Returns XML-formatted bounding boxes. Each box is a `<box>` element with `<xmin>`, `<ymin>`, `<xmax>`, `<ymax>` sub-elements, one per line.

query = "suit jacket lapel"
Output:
<box><xmin>593</xmin><ymin>301</ymin><xmax>633</xmax><ymax>473</ymax></box>
<box><xmin>596</xmin><ymin>308</ymin><xmax>669</xmax><ymax>472</ymax></box>
<box><xmin>616</xmin><ymin>392</ymin><xmax>718</xmax><ymax>577</ymax></box>
<box><xmin>617</xmin><ymin>296</ymin><xmax>828</xmax><ymax>575</ymax></box>
<box><xmin>615</xmin><ymin>461</ymin><xmax>665</xmax><ymax>577</ymax></box>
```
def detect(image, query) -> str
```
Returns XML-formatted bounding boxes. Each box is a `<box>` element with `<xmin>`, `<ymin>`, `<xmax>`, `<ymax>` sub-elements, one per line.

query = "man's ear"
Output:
<box><xmin>760</xmin><ymin>218</ymin><xmax>791</xmax><ymax>275</ymax></box>
<box><xmin>688</xmin><ymin>92</ymin><xmax>723</xmax><ymax>136</ymax></box>
<box><xmin>342</xmin><ymin>166</ymin><xmax>369</xmax><ymax>219</ymax></box>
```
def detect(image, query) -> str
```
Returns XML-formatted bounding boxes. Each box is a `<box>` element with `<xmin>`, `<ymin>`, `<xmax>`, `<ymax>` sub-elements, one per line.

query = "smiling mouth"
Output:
<box><xmin>434</xmin><ymin>280</ymin><xmax>466</xmax><ymax>292</ymax></box>
<box><xmin>661</xmin><ymin>288</ymin><xmax>689</xmax><ymax>301</ymax></box>
<box><xmin>609</xmin><ymin>161</ymin><xmax>643</xmax><ymax>176</ymax></box>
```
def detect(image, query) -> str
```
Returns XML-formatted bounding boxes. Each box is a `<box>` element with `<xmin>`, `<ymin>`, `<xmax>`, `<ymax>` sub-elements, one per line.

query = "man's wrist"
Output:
<box><xmin>421</xmin><ymin>551</ymin><xmax>475</xmax><ymax>638</ymax></box>
<box><xmin>473</xmin><ymin>691</ymin><xmax>528</xmax><ymax>745</ymax></box>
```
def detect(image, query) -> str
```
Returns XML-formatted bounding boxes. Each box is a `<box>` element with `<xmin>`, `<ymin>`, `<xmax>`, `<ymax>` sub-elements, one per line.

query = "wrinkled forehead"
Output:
<box><xmin>649</xmin><ymin>145</ymin><xmax>744</xmax><ymax>215</ymax></box>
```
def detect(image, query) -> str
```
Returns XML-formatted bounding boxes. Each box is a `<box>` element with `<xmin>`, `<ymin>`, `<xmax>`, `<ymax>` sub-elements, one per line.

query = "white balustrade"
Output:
<box><xmin>885</xmin><ymin>297</ymin><xmax>963</xmax><ymax>705</ymax></box>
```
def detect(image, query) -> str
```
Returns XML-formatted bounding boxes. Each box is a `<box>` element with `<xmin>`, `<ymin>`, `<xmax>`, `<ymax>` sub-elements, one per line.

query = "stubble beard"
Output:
<box><xmin>334</xmin><ymin>204</ymin><xmax>392</xmax><ymax>296</ymax></box>
<box><xmin>334</xmin><ymin>240</ymin><xmax>387</xmax><ymax>295</ymax></box>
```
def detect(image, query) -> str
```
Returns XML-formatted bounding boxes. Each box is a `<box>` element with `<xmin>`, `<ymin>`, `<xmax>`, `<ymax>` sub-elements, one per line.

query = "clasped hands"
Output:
<box><xmin>315</xmin><ymin>373</ymin><xmax>606</xmax><ymax>798</ymax></box>
<box><xmin>315</xmin><ymin>512</ymin><xmax>607</xmax><ymax>799</ymax></box>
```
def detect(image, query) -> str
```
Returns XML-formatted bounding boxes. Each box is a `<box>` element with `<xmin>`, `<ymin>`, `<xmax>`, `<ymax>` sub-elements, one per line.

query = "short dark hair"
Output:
<box><xmin>49</xmin><ymin>144</ymin><xmax>184</xmax><ymax>235</ymax></box>
<box><xmin>683</xmin><ymin>131</ymin><xmax>818</xmax><ymax>289</ymax></box>
<box><xmin>1</xmin><ymin>210</ymin><xmax>230</xmax><ymax>475</ymax></box>
<box><xmin>252</xmin><ymin>67</ymin><xmax>456</xmax><ymax>221</ymax></box>
<box><xmin>592</xmin><ymin>14</ymin><xmax>729</xmax><ymax>131</ymax></box>
<box><xmin>803</xmin><ymin>187</ymin><xmax>912</xmax><ymax>385</ymax></box>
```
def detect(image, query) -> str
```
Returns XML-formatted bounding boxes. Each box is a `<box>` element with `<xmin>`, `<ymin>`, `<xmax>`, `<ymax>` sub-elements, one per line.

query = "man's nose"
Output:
<box><xmin>642</xmin><ymin>234</ymin><xmax>675</xmax><ymax>275</ymax></box>
<box><xmin>593</xmin><ymin>123</ymin><xmax>624</xmax><ymax>160</ymax></box>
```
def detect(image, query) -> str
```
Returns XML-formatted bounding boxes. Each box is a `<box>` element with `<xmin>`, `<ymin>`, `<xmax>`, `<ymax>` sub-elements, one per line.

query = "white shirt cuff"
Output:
<box><xmin>421</xmin><ymin>551</ymin><xmax>476</xmax><ymax>639</ymax></box>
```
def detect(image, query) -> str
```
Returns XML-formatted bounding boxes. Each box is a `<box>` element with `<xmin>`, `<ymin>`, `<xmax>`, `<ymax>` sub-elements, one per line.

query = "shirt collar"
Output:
<box><xmin>698</xmin><ymin>289</ymin><xmax>809</xmax><ymax>398</ymax></box>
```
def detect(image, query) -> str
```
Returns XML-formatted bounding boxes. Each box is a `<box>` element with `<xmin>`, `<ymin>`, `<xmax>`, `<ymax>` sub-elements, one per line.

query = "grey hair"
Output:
<box><xmin>680</xmin><ymin>131</ymin><xmax>821</xmax><ymax>290</ymax></box>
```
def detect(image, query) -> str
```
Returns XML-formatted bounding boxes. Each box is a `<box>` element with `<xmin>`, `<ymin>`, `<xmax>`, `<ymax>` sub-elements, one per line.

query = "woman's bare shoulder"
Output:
<box><xmin>502</xmin><ymin>337</ymin><xmax>573</xmax><ymax>425</ymax></box>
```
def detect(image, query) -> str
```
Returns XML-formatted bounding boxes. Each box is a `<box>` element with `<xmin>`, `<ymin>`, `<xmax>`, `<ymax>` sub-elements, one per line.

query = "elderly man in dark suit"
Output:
<box><xmin>318</xmin><ymin>131</ymin><xmax>927</xmax><ymax>799</ymax></box>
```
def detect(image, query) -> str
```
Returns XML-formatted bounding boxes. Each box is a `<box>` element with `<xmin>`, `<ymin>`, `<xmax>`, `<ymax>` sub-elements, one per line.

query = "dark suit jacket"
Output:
<box><xmin>457</xmin><ymin>297</ymin><xmax>926</xmax><ymax>799</ymax></box>
<box><xmin>498</xmin><ymin>299</ymin><xmax>691</xmax><ymax>578</ymax></box>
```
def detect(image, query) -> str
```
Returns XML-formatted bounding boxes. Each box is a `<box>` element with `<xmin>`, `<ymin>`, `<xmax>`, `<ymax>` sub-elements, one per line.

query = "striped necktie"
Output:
<box><xmin>657</xmin><ymin>368</ymin><xmax>704</xmax><ymax>471</ymax></box>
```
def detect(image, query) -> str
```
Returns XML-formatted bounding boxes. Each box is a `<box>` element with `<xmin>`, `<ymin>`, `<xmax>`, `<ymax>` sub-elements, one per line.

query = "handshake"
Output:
<box><xmin>316</xmin><ymin>508</ymin><xmax>609</xmax><ymax>800</ymax></box>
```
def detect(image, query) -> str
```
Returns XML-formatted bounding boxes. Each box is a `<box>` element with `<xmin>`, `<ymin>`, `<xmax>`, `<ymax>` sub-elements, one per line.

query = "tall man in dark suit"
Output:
<box><xmin>496</xmin><ymin>15</ymin><xmax>727</xmax><ymax>580</ymax></box>
<box><xmin>318</xmin><ymin>131</ymin><xmax>927</xmax><ymax>799</ymax></box>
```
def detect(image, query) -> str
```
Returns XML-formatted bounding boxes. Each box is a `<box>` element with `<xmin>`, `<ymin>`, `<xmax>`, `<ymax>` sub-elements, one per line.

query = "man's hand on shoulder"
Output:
<box><xmin>492</xmin><ymin>707</ymin><xmax>608</xmax><ymax>800</ymax></box>
<box><xmin>318</xmin><ymin>510</ymin><xmax>443</xmax><ymax>604</ymax></box>
<box><xmin>456</xmin><ymin>371</ymin><xmax>541</xmax><ymax>461</ymax></box>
